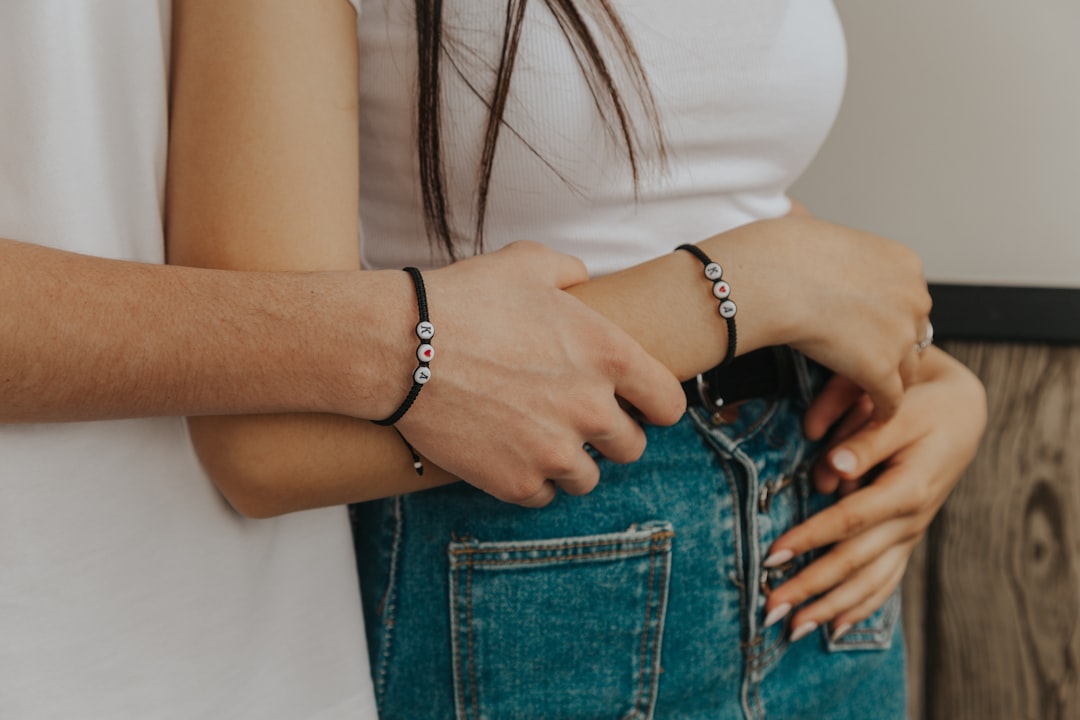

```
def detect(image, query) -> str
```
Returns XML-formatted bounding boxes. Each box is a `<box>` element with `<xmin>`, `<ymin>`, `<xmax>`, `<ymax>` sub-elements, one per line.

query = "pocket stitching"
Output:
<box><xmin>824</xmin><ymin>586</ymin><xmax>902</xmax><ymax>652</ymax></box>
<box><xmin>630</xmin><ymin>542</ymin><xmax>668</xmax><ymax>720</ymax></box>
<box><xmin>451</xmin><ymin>553</ymin><xmax>483</xmax><ymax>720</ymax></box>
<box><xmin>461</xmin><ymin>546</ymin><xmax>670</xmax><ymax>568</ymax></box>
<box><xmin>449</xmin><ymin>529</ymin><xmax>673</xmax><ymax>557</ymax></box>
<box><xmin>450</xmin><ymin>524</ymin><xmax>674</xmax><ymax>720</ymax></box>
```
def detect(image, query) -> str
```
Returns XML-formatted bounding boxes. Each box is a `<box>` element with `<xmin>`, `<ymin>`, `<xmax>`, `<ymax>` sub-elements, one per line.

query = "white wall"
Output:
<box><xmin>792</xmin><ymin>1</ymin><xmax>1080</xmax><ymax>288</ymax></box>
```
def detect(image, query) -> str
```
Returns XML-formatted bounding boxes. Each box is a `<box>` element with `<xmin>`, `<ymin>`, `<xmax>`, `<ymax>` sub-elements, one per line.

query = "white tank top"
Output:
<box><xmin>0</xmin><ymin>3</ymin><xmax>375</xmax><ymax>717</ymax></box>
<box><xmin>354</xmin><ymin>0</ymin><xmax>847</xmax><ymax>274</ymax></box>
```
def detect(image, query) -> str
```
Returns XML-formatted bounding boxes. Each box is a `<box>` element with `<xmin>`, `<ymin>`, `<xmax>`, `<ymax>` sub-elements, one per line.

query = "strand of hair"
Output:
<box><xmin>545</xmin><ymin>0</ymin><xmax>642</xmax><ymax>192</ymax></box>
<box><xmin>442</xmin><ymin>49</ymin><xmax>589</xmax><ymax>199</ymax></box>
<box><xmin>474</xmin><ymin>0</ymin><xmax>530</xmax><ymax>254</ymax></box>
<box><xmin>416</xmin><ymin>0</ymin><xmax>457</xmax><ymax>259</ymax></box>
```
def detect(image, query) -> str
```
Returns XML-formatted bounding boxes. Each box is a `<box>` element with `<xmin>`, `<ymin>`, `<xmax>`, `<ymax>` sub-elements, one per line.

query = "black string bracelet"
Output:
<box><xmin>675</xmin><ymin>244</ymin><xmax>737</xmax><ymax>367</ymax></box>
<box><xmin>374</xmin><ymin>267</ymin><xmax>434</xmax><ymax>475</ymax></box>
<box><xmin>374</xmin><ymin>267</ymin><xmax>434</xmax><ymax>426</ymax></box>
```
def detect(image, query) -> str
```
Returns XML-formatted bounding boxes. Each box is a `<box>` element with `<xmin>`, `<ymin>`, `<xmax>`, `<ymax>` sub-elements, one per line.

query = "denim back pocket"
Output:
<box><xmin>824</xmin><ymin>584</ymin><xmax>902</xmax><ymax>652</ymax></box>
<box><xmin>448</xmin><ymin>522</ymin><xmax>674</xmax><ymax>720</ymax></box>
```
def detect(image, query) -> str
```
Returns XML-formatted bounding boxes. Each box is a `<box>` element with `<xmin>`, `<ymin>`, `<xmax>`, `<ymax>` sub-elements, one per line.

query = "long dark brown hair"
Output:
<box><xmin>414</xmin><ymin>0</ymin><xmax>667</xmax><ymax>258</ymax></box>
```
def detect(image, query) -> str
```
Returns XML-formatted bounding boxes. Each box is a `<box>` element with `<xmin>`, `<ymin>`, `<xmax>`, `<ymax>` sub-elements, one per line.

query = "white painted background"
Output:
<box><xmin>792</xmin><ymin>1</ymin><xmax>1080</xmax><ymax>288</ymax></box>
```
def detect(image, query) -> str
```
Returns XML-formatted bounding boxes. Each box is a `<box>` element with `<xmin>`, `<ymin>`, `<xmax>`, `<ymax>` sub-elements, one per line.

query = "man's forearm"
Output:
<box><xmin>0</xmin><ymin>238</ymin><xmax>412</xmax><ymax>423</ymax></box>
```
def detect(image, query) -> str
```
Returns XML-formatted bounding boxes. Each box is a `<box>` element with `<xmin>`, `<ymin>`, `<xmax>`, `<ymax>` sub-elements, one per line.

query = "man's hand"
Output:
<box><xmin>394</xmin><ymin>242</ymin><xmax>686</xmax><ymax>507</ymax></box>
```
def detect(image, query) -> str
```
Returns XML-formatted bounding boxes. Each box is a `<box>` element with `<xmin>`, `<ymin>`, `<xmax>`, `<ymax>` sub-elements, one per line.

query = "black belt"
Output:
<box><xmin>682</xmin><ymin>346</ymin><xmax>793</xmax><ymax>410</ymax></box>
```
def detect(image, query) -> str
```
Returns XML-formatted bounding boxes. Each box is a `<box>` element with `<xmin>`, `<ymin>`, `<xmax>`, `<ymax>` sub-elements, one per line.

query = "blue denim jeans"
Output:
<box><xmin>350</xmin><ymin>353</ymin><xmax>905</xmax><ymax>719</ymax></box>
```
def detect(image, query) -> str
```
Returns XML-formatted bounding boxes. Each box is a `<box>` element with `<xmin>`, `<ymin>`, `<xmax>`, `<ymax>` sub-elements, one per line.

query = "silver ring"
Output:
<box><xmin>915</xmin><ymin>321</ymin><xmax>934</xmax><ymax>353</ymax></box>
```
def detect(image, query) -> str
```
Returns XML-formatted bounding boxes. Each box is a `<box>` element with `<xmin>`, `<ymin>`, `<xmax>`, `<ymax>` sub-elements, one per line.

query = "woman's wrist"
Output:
<box><xmin>562</xmin><ymin>216</ymin><xmax>812</xmax><ymax>381</ymax></box>
<box><xmin>694</xmin><ymin>216</ymin><xmax>806</xmax><ymax>352</ymax></box>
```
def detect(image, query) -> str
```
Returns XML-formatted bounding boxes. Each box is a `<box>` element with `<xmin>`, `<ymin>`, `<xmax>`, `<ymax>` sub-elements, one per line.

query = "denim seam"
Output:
<box><xmin>452</xmin><ymin>546</ymin><xmax>671</xmax><ymax>569</ymax></box>
<box><xmin>449</xmin><ymin>554</ymin><xmax>481</xmax><ymax>720</ymax></box>
<box><xmin>449</xmin><ymin>548</ymin><xmax>470</xmax><ymax>719</ymax></box>
<box><xmin>685</xmin><ymin>409</ymin><xmax>748</xmax><ymax>599</ymax></box>
<box><xmin>752</xmin><ymin>678</ymin><xmax>765</xmax><ymax>720</ymax></box>
<box><xmin>373</xmin><ymin>495</ymin><xmax>403</xmax><ymax>709</ymax></box>
<box><xmin>742</xmin><ymin>648</ymin><xmax>766</xmax><ymax>720</ymax></box>
<box><xmin>727</xmin><ymin>444</ymin><xmax>762</xmax><ymax>633</ymax></box>
<box><xmin>630</xmin><ymin>545</ymin><xmax>659</xmax><ymax>719</ymax></box>
<box><xmin>626</xmin><ymin>533</ymin><xmax>673</xmax><ymax>720</ymax></box>
<box><xmin>449</xmin><ymin>560</ymin><xmax>462</xmax><ymax>720</ymax></box>
<box><xmin>648</xmin><ymin>539</ymin><xmax>673</xmax><ymax>720</ymax></box>
<box><xmin>736</xmin><ymin>443</ymin><xmax>766</xmax><ymax>720</ymax></box>
<box><xmin>690</xmin><ymin>431</ymin><xmax>762</xmax><ymax>720</ymax></box>
<box><xmin>466</xmin><ymin>558</ymin><xmax>479</xmax><ymax>720</ymax></box>
<box><xmin>686</xmin><ymin>407</ymin><xmax>756</xmax><ymax>719</ymax></box>
<box><xmin>448</xmin><ymin>532</ymin><xmax>671</xmax><ymax>556</ymax></box>
<box><xmin>754</xmin><ymin>607</ymin><xmax>793</xmax><ymax>663</ymax></box>
<box><xmin>712</xmin><ymin>430</ymin><xmax>795</xmax><ymax>720</ymax></box>
<box><xmin>754</xmin><ymin>634</ymin><xmax>790</xmax><ymax>669</ymax></box>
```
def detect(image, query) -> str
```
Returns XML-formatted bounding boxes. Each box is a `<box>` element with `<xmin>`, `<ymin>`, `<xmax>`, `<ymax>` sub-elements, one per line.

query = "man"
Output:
<box><xmin>0</xmin><ymin>2</ymin><xmax>682</xmax><ymax>716</ymax></box>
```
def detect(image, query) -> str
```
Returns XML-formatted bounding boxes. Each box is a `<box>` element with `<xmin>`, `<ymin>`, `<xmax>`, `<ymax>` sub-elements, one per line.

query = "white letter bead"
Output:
<box><xmin>416</xmin><ymin>344</ymin><xmax>435</xmax><ymax>363</ymax></box>
<box><xmin>712</xmin><ymin>281</ymin><xmax>731</xmax><ymax>300</ymax></box>
<box><xmin>704</xmin><ymin>262</ymin><xmax>723</xmax><ymax>281</ymax></box>
<box><xmin>719</xmin><ymin>300</ymin><xmax>737</xmax><ymax>319</ymax></box>
<box><xmin>413</xmin><ymin>366</ymin><xmax>432</xmax><ymax>385</ymax></box>
<box><xmin>416</xmin><ymin>321</ymin><xmax>435</xmax><ymax>341</ymax></box>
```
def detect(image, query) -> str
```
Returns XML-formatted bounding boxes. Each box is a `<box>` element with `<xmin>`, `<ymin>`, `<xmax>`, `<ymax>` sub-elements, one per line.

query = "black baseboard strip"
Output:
<box><xmin>929</xmin><ymin>284</ymin><xmax>1080</xmax><ymax>344</ymax></box>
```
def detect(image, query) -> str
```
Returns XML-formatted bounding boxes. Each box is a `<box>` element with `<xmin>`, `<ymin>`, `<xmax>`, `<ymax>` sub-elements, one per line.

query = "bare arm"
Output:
<box><xmin>0</xmin><ymin>236</ymin><xmax>418</xmax><ymax>423</ymax></box>
<box><xmin>166</xmin><ymin>0</ymin><xmax>684</xmax><ymax>515</ymax></box>
<box><xmin>573</xmin><ymin>213</ymin><xmax>932</xmax><ymax>408</ymax></box>
<box><xmin>170</xmin><ymin>214</ymin><xmax>928</xmax><ymax>518</ymax></box>
<box><xmin>163</xmin><ymin>0</ymin><xmax>425</xmax><ymax>504</ymax></box>
<box><xmin>167</xmin><ymin>0</ymin><xmax>931</xmax><ymax>518</ymax></box>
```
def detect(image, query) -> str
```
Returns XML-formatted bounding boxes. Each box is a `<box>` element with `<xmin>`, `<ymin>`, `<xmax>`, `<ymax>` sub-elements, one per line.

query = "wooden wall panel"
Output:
<box><xmin>903</xmin><ymin>536</ymin><xmax>929</xmax><ymax>720</ymax></box>
<box><xmin>905</xmin><ymin>342</ymin><xmax>1080</xmax><ymax>720</ymax></box>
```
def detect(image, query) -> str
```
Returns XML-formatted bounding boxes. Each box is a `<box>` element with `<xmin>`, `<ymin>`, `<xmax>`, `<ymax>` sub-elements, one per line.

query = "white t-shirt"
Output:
<box><xmin>0</xmin><ymin>3</ymin><xmax>376</xmax><ymax>718</ymax></box>
<box><xmin>355</xmin><ymin>0</ymin><xmax>847</xmax><ymax>273</ymax></box>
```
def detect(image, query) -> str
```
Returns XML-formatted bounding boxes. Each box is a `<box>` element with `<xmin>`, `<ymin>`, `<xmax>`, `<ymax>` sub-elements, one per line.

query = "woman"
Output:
<box><xmin>167</xmin><ymin>1</ymin><xmax>985</xmax><ymax>718</ymax></box>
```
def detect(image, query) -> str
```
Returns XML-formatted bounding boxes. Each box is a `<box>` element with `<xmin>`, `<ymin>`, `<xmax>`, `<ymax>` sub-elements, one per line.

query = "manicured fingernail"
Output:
<box><xmin>831</xmin><ymin>624</ymin><xmax>852</xmax><ymax>643</ymax></box>
<box><xmin>831</xmin><ymin>448</ymin><xmax>858</xmax><ymax>474</ymax></box>
<box><xmin>764</xmin><ymin>603</ymin><xmax>791</xmax><ymax>628</ymax></box>
<box><xmin>763</xmin><ymin>549</ymin><xmax>794</xmax><ymax>568</ymax></box>
<box><xmin>790</xmin><ymin>621</ymin><xmax>818</xmax><ymax>643</ymax></box>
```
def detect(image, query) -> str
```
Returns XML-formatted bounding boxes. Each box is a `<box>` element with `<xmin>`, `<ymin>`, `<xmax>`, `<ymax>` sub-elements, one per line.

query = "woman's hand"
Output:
<box><xmin>719</xmin><ymin>216</ymin><xmax>933</xmax><ymax>421</ymax></box>
<box><xmin>760</xmin><ymin>346</ymin><xmax>986</xmax><ymax>641</ymax></box>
